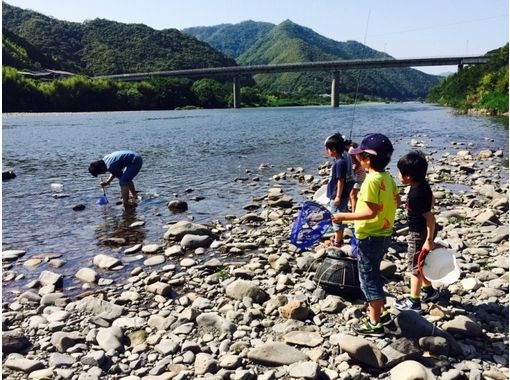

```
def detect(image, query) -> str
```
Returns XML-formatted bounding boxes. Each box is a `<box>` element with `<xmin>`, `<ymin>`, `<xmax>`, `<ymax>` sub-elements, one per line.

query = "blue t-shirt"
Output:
<box><xmin>103</xmin><ymin>150</ymin><xmax>141</xmax><ymax>183</ymax></box>
<box><xmin>327</xmin><ymin>157</ymin><xmax>349</xmax><ymax>200</ymax></box>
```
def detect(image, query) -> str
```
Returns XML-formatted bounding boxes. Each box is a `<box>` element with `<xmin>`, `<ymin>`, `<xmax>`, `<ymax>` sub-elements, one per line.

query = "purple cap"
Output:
<box><xmin>349</xmin><ymin>133</ymin><xmax>393</xmax><ymax>156</ymax></box>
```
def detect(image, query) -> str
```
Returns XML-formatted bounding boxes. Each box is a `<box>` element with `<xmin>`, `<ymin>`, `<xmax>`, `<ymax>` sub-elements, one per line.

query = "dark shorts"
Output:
<box><xmin>119</xmin><ymin>156</ymin><xmax>143</xmax><ymax>187</ymax></box>
<box><xmin>357</xmin><ymin>236</ymin><xmax>391</xmax><ymax>301</ymax></box>
<box><xmin>406</xmin><ymin>231</ymin><xmax>427</xmax><ymax>276</ymax></box>
<box><xmin>329</xmin><ymin>182</ymin><xmax>354</xmax><ymax>232</ymax></box>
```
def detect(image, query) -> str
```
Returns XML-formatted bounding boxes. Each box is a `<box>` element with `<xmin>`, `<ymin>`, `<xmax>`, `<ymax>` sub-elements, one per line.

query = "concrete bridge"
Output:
<box><xmin>93</xmin><ymin>56</ymin><xmax>488</xmax><ymax>108</ymax></box>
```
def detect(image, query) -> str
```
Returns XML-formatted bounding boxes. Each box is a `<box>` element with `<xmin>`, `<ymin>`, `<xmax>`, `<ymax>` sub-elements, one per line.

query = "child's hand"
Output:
<box><xmin>331</xmin><ymin>213</ymin><xmax>343</xmax><ymax>224</ymax></box>
<box><xmin>422</xmin><ymin>240</ymin><xmax>435</xmax><ymax>252</ymax></box>
<box><xmin>334</xmin><ymin>196</ymin><xmax>341</xmax><ymax>207</ymax></box>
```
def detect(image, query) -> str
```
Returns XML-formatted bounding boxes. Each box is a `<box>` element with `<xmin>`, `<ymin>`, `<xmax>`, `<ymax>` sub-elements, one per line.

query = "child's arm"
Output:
<box><xmin>334</xmin><ymin>179</ymin><xmax>344</xmax><ymax>206</ymax></box>
<box><xmin>100</xmin><ymin>174</ymin><xmax>115</xmax><ymax>187</ymax></box>
<box><xmin>331</xmin><ymin>201</ymin><xmax>379</xmax><ymax>223</ymax></box>
<box><xmin>422</xmin><ymin>211</ymin><xmax>436</xmax><ymax>252</ymax></box>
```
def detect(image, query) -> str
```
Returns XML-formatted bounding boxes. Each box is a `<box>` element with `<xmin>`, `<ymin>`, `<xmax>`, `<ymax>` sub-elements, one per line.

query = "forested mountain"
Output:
<box><xmin>2</xmin><ymin>2</ymin><xmax>447</xmax><ymax>112</ymax></box>
<box><xmin>2</xmin><ymin>2</ymin><xmax>237</xmax><ymax>75</ymax></box>
<box><xmin>427</xmin><ymin>44</ymin><xmax>508</xmax><ymax>115</ymax></box>
<box><xmin>235</xmin><ymin>20</ymin><xmax>440</xmax><ymax>99</ymax></box>
<box><xmin>183</xmin><ymin>20</ymin><xmax>274</xmax><ymax>58</ymax></box>
<box><xmin>2</xmin><ymin>27</ymin><xmax>61</xmax><ymax>70</ymax></box>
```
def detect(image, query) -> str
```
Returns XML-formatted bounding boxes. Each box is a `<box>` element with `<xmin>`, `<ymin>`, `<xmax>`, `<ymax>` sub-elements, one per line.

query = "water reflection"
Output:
<box><xmin>94</xmin><ymin>207</ymin><xmax>147</xmax><ymax>248</ymax></box>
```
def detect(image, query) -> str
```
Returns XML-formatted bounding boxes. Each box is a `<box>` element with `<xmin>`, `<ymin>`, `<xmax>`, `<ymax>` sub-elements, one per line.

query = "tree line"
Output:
<box><xmin>3</xmin><ymin>67</ymin><xmax>358</xmax><ymax>112</ymax></box>
<box><xmin>427</xmin><ymin>44</ymin><xmax>508</xmax><ymax>115</ymax></box>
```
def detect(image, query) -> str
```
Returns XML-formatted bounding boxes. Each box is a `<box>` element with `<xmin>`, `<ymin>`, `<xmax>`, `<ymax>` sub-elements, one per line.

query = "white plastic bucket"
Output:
<box><xmin>313</xmin><ymin>185</ymin><xmax>329</xmax><ymax>205</ymax></box>
<box><xmin>422</xmin><ymin>248</ymin><xmax>460</xmax><ymax>286</ymax></box>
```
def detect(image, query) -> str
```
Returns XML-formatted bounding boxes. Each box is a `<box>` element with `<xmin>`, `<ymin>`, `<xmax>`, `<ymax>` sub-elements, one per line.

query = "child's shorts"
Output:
<box><xmin>406</xmin><ymin>224</ymin><xmax>440</xmax><ymax>277</ymax></box>
<box><xmin>119</xmin><ymin>156</ymin><xmax>143</xmax><ymax>187</ymax></box>
<box><xmin>329</xmin><ymin>198</ymin><xmax>349</xmax><ymax>231</ymax></box>
<box><xmin>358</xmin><ymin>236</ymin><xmax>391</xmax><ymax>301</ymax></box>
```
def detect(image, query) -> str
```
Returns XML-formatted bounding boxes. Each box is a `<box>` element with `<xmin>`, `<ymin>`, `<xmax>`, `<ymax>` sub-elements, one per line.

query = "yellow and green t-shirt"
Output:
<box><xmin>354</xmin><ymin>170</ymin><xmax>398</xmax><ymax>240</ymax></box>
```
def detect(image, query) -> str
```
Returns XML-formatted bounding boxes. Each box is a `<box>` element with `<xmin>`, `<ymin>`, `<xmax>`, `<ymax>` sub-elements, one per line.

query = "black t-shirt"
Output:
<box><xmin>406</xmin><ymin>181</ymin><xmax>433</xmax><ymax>232</ymax></box>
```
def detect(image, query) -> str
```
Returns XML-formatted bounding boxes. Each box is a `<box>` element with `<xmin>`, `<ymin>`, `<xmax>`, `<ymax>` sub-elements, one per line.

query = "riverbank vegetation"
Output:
<box><xmin>3</xmin><ymin>66</ymin><xmax>386</xmax><ymax>112</ymax></box>
<box><xmin>427</xmin><ymin>44</ymin><xmax>508</xmax><ymax>115</ymax></box>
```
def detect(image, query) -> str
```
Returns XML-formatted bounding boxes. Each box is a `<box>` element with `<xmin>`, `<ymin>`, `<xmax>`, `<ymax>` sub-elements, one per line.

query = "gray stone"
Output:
<box><xmin>225</xmin><ymin>279</ymin><xmax>269</xmax><ymax>304</ymax></box>
<box><xmin>390</xmin><ymin>360</ymin><xmax>435</xmax><ymax>380</ymax></box>
<box><xmin>247</xmin><ymin>342</ymin><xmax>308</xmax><ymax>366</ymax></box>
<box><xmin>4</xmin><ymin>355</ymin><xmax>44</xmax><ymax>373</ymax></box>
<box><xmin>180</xmin><ymin>234</ymin><xmax>212</xmax><ymax>249</ymax></box>
<box><xmin>337</xmin><ymin>334</ymin><xmax>385</xmax><ymax>369</ymax></box>
<box><xmin>164</xmin><ymin>221</ymin><xmax>213</xmax><ymax>241</ymax></box>
<box><xmin>2</xmin><ymin>330</ymin><xmax>31</xmax><ymax>354</ymax></box>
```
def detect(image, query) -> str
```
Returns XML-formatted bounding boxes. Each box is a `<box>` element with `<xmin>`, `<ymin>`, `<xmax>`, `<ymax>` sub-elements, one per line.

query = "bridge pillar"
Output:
<box><xmin>331</xmin><ymin>71</ymin><xmax>340</xmax><ymax>108</ymax></box>
<box><xmin>457</xmin><ymin>63</ymin><xmax>464</xmax><ymax>71</ymax></box>
<box><xmin>233</xmin><ymin>76</ymin><xmax>241</xmax><ymax>109</ymax></box>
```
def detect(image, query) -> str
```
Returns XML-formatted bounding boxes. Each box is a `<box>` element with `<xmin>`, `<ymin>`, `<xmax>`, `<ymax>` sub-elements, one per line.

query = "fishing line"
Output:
<box><xmin>349</xmin><ymin>10</ymin><xmax>371</xmax><ymax>141</ymax></box>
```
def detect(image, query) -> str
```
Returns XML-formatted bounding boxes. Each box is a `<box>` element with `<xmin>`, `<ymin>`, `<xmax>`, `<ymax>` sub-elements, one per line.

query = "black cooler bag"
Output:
<box><xmin>314</xmin><ymin>255</ymin><xmax>364</xmax><ymax>298</ymax></box>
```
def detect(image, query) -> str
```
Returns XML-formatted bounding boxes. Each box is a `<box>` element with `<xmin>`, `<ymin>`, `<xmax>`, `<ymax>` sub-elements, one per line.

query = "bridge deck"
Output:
<box><xmin>93</xmin><ymin>56</ymin><xmax>488</xmax><ymax>81</ymax></box>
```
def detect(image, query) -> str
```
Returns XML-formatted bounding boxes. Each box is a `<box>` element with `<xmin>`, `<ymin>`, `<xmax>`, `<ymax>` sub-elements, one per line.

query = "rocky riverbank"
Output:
<box><xmin>2</xmin><ymin>144</ymin><xmax>509</xmax><ymax>380</ymax></box>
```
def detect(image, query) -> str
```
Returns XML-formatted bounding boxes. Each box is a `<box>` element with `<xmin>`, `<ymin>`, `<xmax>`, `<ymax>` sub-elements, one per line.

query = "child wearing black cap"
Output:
<box><xmin>331</xmin><ymin>133</ymin><xmax>399</xmax><ymax>337</ymax></box>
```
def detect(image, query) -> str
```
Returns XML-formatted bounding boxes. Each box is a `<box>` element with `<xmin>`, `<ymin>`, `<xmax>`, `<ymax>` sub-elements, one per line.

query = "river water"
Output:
<box><xmin>2</xmin><ymin>103</ymin><xmax>508</xmax><ymax>301</ymax></box>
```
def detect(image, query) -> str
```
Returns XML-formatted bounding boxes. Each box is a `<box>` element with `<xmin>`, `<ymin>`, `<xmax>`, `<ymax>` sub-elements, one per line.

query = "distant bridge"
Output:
<box><xmin>93</xmin><ymin>56</ymin><xmax>489</xmax><ymax>108</ymax></box>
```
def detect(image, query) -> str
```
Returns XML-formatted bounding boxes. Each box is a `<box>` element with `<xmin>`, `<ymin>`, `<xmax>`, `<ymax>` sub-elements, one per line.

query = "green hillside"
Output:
<box><xmin>237</xmin><ymin>20</ymin><xmax>440</xmax><ymax>99</ymax></box>
<box><xmin>427</xmin><ymin>44</ymin><xmax>508</xmax><ymax>115</ymax></box>
<box><xmin>2</xmin><ymin>2</ymin><xmax>238</xmax><ymax>75</ymax></box>
<box><xmin>2</xmin><ymin>27</ymin><xmax>61</xmax><ymax>70</ymax></box>
<box><xmin>2</xmin><ymin>2</ymin><xmax>447</xmax><ymax>111</ymax></box>
<box><xmin>183</xmin><ymin>20</ymin><xmax>274</xmax><ymax>58</ymax></box>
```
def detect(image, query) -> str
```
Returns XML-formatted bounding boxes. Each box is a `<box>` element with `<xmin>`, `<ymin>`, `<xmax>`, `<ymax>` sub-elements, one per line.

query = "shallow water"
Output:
<box><xmin>2</xmin><ymin>103</ymin><xmax>508</xmax><ymax>301</ymax></box>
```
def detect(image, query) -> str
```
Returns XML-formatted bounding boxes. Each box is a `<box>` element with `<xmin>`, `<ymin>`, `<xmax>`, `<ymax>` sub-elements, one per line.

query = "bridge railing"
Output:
<box><xmin>92</xmin><ymin>55</ymin><xmax>489</xmax><ymax>108</ymax></box>
<box><xmin>93</xmin><ymin>56</ymin><xmax>488</xmax><ymax>81</ymax></box>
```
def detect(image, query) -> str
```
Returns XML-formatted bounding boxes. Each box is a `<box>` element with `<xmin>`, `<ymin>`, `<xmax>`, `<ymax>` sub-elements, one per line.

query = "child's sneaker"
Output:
<box><xmin>421</xmin><ymin>287</ymin><xmax>439</xmax><ymax>302</ymax></box>
<box><xmin>380</xmin><ymin>311</ymin><xmax>392</xmax><ymax>325</ymax></box>
<box><xmin>394</xmin><ymin>297</ymin><xmax>422</xmax><ymax>313</ymax></box>
<box><xmin>352</xmin><ymin>320</ymin><xmax>385</xmax><ymax>337</ymax></box>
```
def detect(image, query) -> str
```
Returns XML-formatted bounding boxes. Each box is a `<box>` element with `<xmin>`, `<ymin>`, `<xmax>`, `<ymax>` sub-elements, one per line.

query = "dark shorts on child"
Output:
<box><xmin>406</xmin><ymin>231</ymin><xmax>427</xmax><ymax>276</ymax></box>
<box><xmin>329</xmin><ymin>182</ymin><xmax>354</xmax><ymax>232</ymax></box>
<box><xmin>357</xmin><ymin>236</ymin><xmax>391</xmax><ymax>301</ymax></box>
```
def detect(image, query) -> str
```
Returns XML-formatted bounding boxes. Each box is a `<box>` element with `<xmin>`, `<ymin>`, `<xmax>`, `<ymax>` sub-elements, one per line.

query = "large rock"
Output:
<box><xmin>164</xmin><ymin>221</ymin><xmax>213</xmax><ymax>241</ymax></box>
<box><xmin>441</xmin><ymin>315</ymin><xmax>483</xmax><ymax>338</ymax></box>
<box><xmin>75</xmin><ymin>268</ymin><xmax>99</xmax><ymax>283</ymax></box>
<box><xmin>65</xmin><ymin>296</ymin><xmax>123</xmax><ymax>321</ymax></box>
<box><xmin>336</xmin><ymin>334</ymin><xmax>385</xmax><ymax>369</ymax></box>
<box><xmin>96</xmin><ymin>326</ymin><xmax>124</xmax><ymax>352</ymax></box>
<box><xmin>390</xmin><ymin>360</ymin><xmax>435</xmax><ymax>380</ymax></box>
<box><xmin>196</xmin><ymin>312</ymin><xmax>236</xmax><ymax>335</ymax></box>
<box><xmin>50</xmin><ymin>331</ymin><xmax>83</xmax><ymax>352</ymax></box>
<box><xmin>93</xmin><ymin>254</ymin><xmax>122</xmax><ymax>270</ymax></box>
<box><xmin>39</xmin><ymin>270</ymin><xmax>63</xmax><ymax>287</ymax></box>
<box><xmin>180</xmin><ymin>234</ymin><xmax>212</xmax><ymax>249</ymax></box>
<box><xmin>225</xmin><ymin>279</ymin><xmax>269</xmax><ymax>304</ymax></box>
<box><xmin>247</xmin><ymin>342</ymin><xmax>307</xmax><ymax>365</ymax></box>
<box><xmin>167</xmin><ymin>200</ymin><xmax>188</xmax><ymax>213</ymax></box>
<box><xmin>2</xmin><ymin>330</ymin><xmax>31</xmax><ymax>354</ymax></box>
<box><xmin>388</xmin><ymin>310</ymin><xmax>461</xmax><ymax>356</ymax></box>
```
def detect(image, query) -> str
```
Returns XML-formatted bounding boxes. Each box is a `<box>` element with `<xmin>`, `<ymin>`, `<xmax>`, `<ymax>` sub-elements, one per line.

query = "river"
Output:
<box><xmin>2</xmin><ymin>103</ymin><xmax>508</xmax><ymax>301</ymax></box>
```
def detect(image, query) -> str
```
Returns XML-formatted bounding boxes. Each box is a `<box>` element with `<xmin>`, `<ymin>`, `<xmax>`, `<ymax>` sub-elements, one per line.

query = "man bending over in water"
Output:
<box><xmin>88</xmin><ymin>150</ymin><xmax>143</xmax><ymax>209</ymax></box>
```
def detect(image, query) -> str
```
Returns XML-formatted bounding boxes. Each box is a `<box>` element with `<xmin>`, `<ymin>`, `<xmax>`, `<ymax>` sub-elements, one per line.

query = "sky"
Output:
<box><xmin>4</xmin><ymin>0</ymin><xmax>509</xmax><ymax>75</ymax></box>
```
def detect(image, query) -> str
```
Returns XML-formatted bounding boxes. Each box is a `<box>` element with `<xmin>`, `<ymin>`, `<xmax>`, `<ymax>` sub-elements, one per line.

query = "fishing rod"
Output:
<box><xmin>348</xmin><ymin>10</ymin><xmax>371</xmax><ymax>141</ymax></box>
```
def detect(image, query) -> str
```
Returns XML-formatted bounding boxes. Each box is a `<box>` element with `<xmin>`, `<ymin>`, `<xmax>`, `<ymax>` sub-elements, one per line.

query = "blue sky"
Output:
<box><xmin>4</xmin><ymin>0</ymin><xmax>509</xmax><ymax>75</ymax></box>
